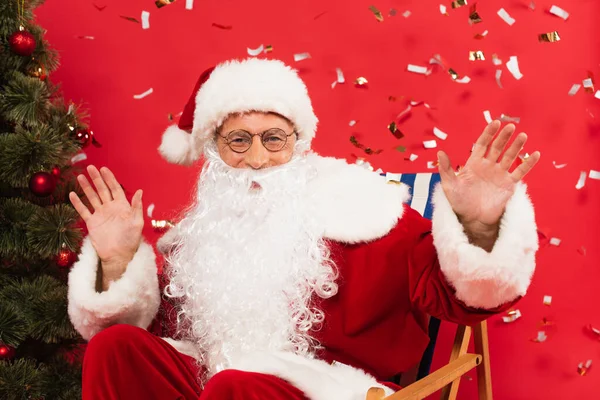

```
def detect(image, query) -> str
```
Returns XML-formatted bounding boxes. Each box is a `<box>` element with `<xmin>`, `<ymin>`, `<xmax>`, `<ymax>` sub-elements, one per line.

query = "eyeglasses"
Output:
<box><xmin>217</xmin><ymin>128</ymin><xmax>297</xmax><ymax>154</ymax></box>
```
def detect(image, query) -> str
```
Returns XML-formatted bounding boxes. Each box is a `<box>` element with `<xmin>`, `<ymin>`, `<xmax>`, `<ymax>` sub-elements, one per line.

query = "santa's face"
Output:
<box><xmin>215</xmin><ymin>112</ymin><xmax>298</xmax><ymax>169</ymax></box>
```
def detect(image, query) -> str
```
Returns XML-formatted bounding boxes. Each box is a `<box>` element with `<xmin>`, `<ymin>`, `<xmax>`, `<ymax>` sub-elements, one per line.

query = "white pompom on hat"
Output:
<box><xmin>158</xmin><ymin>58</ymin><xmax>319</xmax><ymax>165</ymax></box>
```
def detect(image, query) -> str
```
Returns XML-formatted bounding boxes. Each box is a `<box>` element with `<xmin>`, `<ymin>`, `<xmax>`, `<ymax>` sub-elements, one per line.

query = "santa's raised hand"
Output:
<box><xmin>436</xmin><ymin>121</ymin><xmax>540</xmax><ymax>251</ymax></box>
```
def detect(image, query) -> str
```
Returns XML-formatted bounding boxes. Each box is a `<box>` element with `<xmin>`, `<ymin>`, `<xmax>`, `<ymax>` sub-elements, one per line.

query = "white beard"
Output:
<box><xmin>164</xmin><ymin>146</ymin><xmax>338</xmax><ymax>381</ymax></box>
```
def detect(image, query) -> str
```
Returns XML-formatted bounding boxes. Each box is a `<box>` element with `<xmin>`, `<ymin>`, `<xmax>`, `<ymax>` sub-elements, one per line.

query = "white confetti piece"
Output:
<box><xmin>147</xmin><ymin>204</ymin><xmax>155</xmax><ymax>218</ymax></box>
<box><xmin>77</xmin><ymin>35</ymin><xmax>95</xmax><ymax>40</ymax></box>
<box><xmin>68</xmin><ymin>104</ymin><xmax>74</xmax><ymax>114</ymax></box>
<box><xmin>543</xmin><ymin>295</ymin><xmax>552</xmax><ymax>306</ymax></box>
<box><xmin>71</xmin><ymin>153</ymin><xmax>87</xmax><ymax>164</ymax></box>
<box><xmin>576</xmin><ymin>171</ymin><xmax>587</xmax><ymax>189</ymax></box>
<box><xmin>506</xmin><ymin>56</ymin><xmax>523</xmax><ymax>80</ymax></box>
<box><xmin>141</xmin><ymin>11</ymin><xmax>150</xmax><ymax>29</ymax></box>
<box><xmin>349</xmin><ymin>120</ymin><xmax>356</xmax><ymax>126</ymax></box>
<box><xmin>492</xmin><ymin>54</ymin><xmax>502</xmax><ymax>66</ymax></box>
<box><xmin>589</xmin><ymin>170</ymin><xmax>600</xmax><ymax>180</ymax></box>
<box><xmin>294</xmin><ymin>52</ymin><xmax>311</xmax><ymax>62</ymax></box>
<box><xmin>185</xmin><ymin>0</ymin><xmax>193</xmax><ymax>10</ymax></box>
<box><xmin>549</xmin><ymin>5</ymin><xmax>569</xmax><ymax>20</ymax></box>
<box><xmin>496</xmin><ymin>69</ymin><xmax>503</xmax><ymax>88</ymax></box>
<box><xmin>549</xmin><ymin>237</ymin><xmax>561</xmax><ymax>246</ymax></box>
<box><xmin>385</xmin><ymin>173</ymin><xmax>402</xmax><ymax>183</ymax></box>
<box><xmin>133</xmin><ymin>88</ymin><xmax>153</xmax><ymax>99</ymax></box>
<box><xmin>455</xmin><ymin>76</ymin><xmax>471</xmax><ymax>84</ymax></box>
<box><xmin>595</xmin><ymin>91</ymin><xmax>600</xmax><ymax>100</ymax></box>
<box><xmin>534</xmin><ymin>331</ymin><xmax>548</xmax><ymax>342</ymax></box>
<box><xmin>407</xmin><ymin>64</ymin><xmax>430</xmax><ymax>75</ymax></box>
<box><xmin>583</xmin><ymin>78</ymin><xmax>594</xmax><ymax>90</ymax></box>
<box><xmin>402</xmin><ymin>10</ymin><xmax>411</xmax><ymax>18</ymax></box>
<box><xmin>568</xmin><ymin>84</ymin><xmax>581</xmax><ymax>96</ymax></box>
<box><xmin>331</xmin><ymin>81</ymin><xmax>337</xmax><ymax>89</ymax></box>
<box><xmin>433</xmin><ymin>127</ymin><xmax>448</xmax><ymax>140</ymax></box>
<box><xmin>483</xmin><ymin>110</ymin><xmax>493</xmax><ymax>123</ymax></box>
<box><xmin>499</xmin><ymin>114</ymin><xmax>520</xmax><ymax>123</ymax></box>
<box><xmin>374</xmin><ymin>168</ymin><xmax>383</xmax><ymax>174</ymax></box>
<box><xmin>553</xmin><ymin>161</ymin><xmax>567</xmax><ymax>169</ymax></box>
<box><xmin>497</xmin><ymin>8</ymin><xmax>515</xmax><ymax>25</ymax></box>
<box><xmin>409</xmin><ymin>154</ymin><xmax>418</xmax><ymax>161</ymax></box>
<box><xmin>440</xmin><ymin>4</ymin><xmax>447</xmax><ymax>14</ymax></box>
<box><xmin>247</xmin><ymin>44</ymin><xmax>264</xmax><ymax>56</ymax></box>
<box><xmin>355</xmin><ymin>159</ymin><xmax>374</xmax><ymax>171</ymax></box>
<box><xmin>427</xmin><ymin>161</ymin><xmax>436</xmax><ymax>169</ymax></box>
<box><xmin>336</xmin><ymin>68</ymin><xmax>345</xmax><ymax>84</ymax></box>
<box><xmin>423</xmin><ymin>140</ymin><xmax>437</xmax><ymax>149</ymax></box>
<box><xmin>529</xmin><ymin>1</ymin><xmax>535</xmax><ymax>10</ymax></box>
<box><xmin>502</xmin><ymin>309</ymin><xmax>522</xmax><ymax>323</ymax></box>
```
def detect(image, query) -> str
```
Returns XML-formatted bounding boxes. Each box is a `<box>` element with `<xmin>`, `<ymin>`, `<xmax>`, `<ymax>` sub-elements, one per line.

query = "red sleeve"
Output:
<box><xmin>402</xmin><ymin>205</ymin><xmax>517</xmax><ymax>325</ymax></box>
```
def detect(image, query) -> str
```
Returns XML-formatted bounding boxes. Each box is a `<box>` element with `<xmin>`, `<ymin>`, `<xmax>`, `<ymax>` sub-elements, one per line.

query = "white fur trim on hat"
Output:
<box><xmin>159</xmin><ymin>125</ymin><xmax>198</xmax><ymax>166</ymax></box>
<box><xmin>190</xmin><ymin>58</ymin><xmax>318</xmax><ymax>162</ymax></box>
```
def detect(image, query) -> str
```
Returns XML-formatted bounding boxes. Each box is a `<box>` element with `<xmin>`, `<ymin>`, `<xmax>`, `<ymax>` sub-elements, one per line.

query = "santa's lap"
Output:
<box><xmin>83</xmin><ymin>324</ymin><xmax>308</xmax><ymax>400</ymax></box>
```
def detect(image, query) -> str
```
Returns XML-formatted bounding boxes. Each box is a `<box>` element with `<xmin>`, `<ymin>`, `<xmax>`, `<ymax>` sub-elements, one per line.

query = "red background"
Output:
<box><xmin>36</xmin><ymin>0</ymin><xmax>600</xmax><ymax>398</ymax></box>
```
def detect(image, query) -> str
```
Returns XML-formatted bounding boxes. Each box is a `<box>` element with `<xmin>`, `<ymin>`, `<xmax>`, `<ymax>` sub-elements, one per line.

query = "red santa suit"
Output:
<box><xmin>66</xmin><ymin>59</ymin><xmax>539</xmax><ymax>400</ymax></box>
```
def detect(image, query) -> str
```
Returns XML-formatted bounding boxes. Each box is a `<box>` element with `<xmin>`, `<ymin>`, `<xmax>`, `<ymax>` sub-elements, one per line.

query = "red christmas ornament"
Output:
<box><xmin>51</xmin><ymin>166</ymin><xmax>61</xmax><ymax>178</ymax></box>
<box><xmin>56</xmin><ymin>248</ymin><xmax>78</xmax><ymax>268</ymax></box>
<box><xmin>29</xmin><ymin>171</ymin><xmax>57</xmax><ymax>197</ymax></box>
<box><xmin>9</xmin><ymin>30</ymin><xmax>36</xmax><ymax>56</ymax></box>
<box><xmin>73</xmin><ymin>128</ymin><xmax>93</xmax><ymax>148</ymax></box>
<box><xmin>0</xmin><ymin>343</ymin><xmax>16</xmax><ymax>360</ymax></box>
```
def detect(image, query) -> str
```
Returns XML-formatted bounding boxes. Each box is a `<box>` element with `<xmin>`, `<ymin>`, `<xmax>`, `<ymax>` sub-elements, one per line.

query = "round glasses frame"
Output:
<box><xmin>217</xmin><ymin>128</ymin><xmax>297</xmax><ymax>154</ymax></box>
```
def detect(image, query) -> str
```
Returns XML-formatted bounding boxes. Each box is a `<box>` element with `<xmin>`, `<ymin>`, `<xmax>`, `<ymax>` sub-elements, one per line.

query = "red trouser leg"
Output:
<box><xmin>201</xmin><ymin>369</ymin><xmax>309</xmax><ymax>399</ymax></box>
<box><xmin>82</xmin><ymin>324</ymin><xmax>202</xmax><ymax>400</ymax></box>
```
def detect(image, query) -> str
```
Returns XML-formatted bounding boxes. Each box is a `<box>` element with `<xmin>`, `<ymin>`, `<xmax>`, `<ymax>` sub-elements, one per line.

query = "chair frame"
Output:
<box><xmin>367</xmin><ymin>320</ymin><xmax>493</xmax><ymax>400</ymax></box>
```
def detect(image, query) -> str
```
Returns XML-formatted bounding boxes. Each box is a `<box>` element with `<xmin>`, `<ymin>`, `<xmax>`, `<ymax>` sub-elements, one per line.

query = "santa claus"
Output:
<box><xmin>67</xmin><ymin>58</ymin><xmax>540</xmax><ymax>399</ymax></box>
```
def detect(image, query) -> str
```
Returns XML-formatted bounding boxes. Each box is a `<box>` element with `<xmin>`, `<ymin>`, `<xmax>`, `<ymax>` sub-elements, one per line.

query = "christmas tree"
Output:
<box><xmin>0</xmin><ymin>0</ymin><xmax>92</xmax><ymax>398</ymax></box>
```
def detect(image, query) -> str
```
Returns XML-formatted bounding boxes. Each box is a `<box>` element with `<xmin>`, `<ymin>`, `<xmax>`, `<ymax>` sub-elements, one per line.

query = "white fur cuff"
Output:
<box><xmin>432</xmin><ymin>182</ymin><xmax>538</xmax><ymax>309</ymax></box>
<box><xmin>67</xmin><ymin>237</ymin><xmax>161</xmax><ymax>340</ymax></box>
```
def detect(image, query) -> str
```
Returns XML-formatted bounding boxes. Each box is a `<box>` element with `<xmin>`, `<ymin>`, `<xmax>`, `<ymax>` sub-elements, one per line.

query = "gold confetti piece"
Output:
<box><xmin>531</xmin><ymin>331</ymin><xmax>548</xmax><ymax>342</ymax></box>
<box><xmin>549</xmin><ymin>5</ymin><xmax>569</xmax><ymax>20</ymax></box>
<box><xmin>389</xmin><ymin>8</ymin><xmax>397</xmax><ymax>16</ymax></box>
<box><xmin>502</xmin><ymin>309</ymin><xmax>522</xmax><ymax>323</ymax></box>
<box><xmin>578</xmin><ymin>360</ymin><xmax>592</xmax><ymax>376</ymax></box>
<box><xmin>396</xmin><ymin>145</ymin><xmax>407</xmax><ymax>153</ymax></box>
<box><xmin>590</xmin><ymin>170</ymin><xmax>600</xmax><ymax>180</ymax></box>
<box><xmin>147</xmin><ymin>204</ymin><xmax>155</xmax><ymax>218</ymax></box>
<box><xmin>212</xmin><ymin>23</ymin><xmax>232</xmax><ymax>29</ymax></box>
<box><xmin>568</xmin><ymin>84</ymin><xmax>581</xmax><ymax>96</ymax></box>
<box><xmin>402</xmin><ymin>10</ymin><xmax>411</xmax><ymax>18</ymax></box>
<box><xmin>506</xmin><ymin>56</ymin><xmax>523</xmax><ymax>80</ymax></box>
<box><xmin>407</xmin><ymin>64</ymin><xmax>430</xmax><ymax>75</ymax></box>
<box><xmin>497</xmin><ymin>8</ymin><xmax>515</xmax><ymax>25</ymax></box>
<box><xmin>155</xmin><ymin>0</ymin><xmax>175</xmax><ymax>8</ymax></box>
<box><xmin>451</xmin><ymin>0</ymin><xmax>467</xmax><ymax>9</ymax></box>
<box><xmin>499</xmin><ymin>114</ymin><xmax>520</xmax><ymax>123</ymax></box>
<box><xmin>468</xmin><ymin>4</ymin><xmax>482</xmax><ymax>24</ymax></box>
<box><xmin>469</xmin><ymin>50</ymin><xmax>485</xmax><ymax>61</ymax></box>
<box><xmin>483</xmin><ymin>110</ymin><xmax>492</xmax><ymax>123</ymax></box>
<box><xmin>433</xmin><ymin>127</ymin><xmax>448</xmax><ymax>140</ymax></box>
<box><xmin>247</xmin><ymin>44</ymin><xmax>264</xmax><ymax>56</ymax></box>
<box><xmin>120</xmin><ymin>15</ymin><xmax>140</xmax><ymax>23</ymax></box>
<box><xmin>355</xmin><ymin>77</ymin><xmax>369</xmax><ymax>86</ymax></box>
<box><xmin>388</xmin><ymin>122</ymin><xmax>404</xmax><ymax>139</ymax></box>
<box><xmin>543</xmin><ymin>295</ymin><xmax>552</xmax><ymax>306</ymax></box>
<box><xmin>440</xmin><ymin>4</ymin><xmax>448</xmax><ymax>15</ymax></box>
<box><xmin>423</xmin><ymin>140</ymin><xmax>437</xmax><ymax>149</ymax></box>
<box><xmin>369</xmin><ymin>5</ymin><xmax>383</xmax><ymax>22</ymax></box>
<box><xmin>265</xmin><ymin>44</ymin><xmax>273</xmax><ymax>53</ymax></box>
<box><xmin>553</xmin><ymin>161</ymin><xmax>567</xmax><ymax>168</ymax></box>
<box><xmin>448</xmin><ymin>68</ymin><xmax>458</xmax><ymax>79</ymax></box>
<box><xmin>152</xmin><ymin>219</ymin><xmax>175</xmax><ymax>231</ymax></box>
<box><xmin>141</xmin><ymin>10</ymin><xmax>150</xmax><ymax>29</ymax></box>
<box><xmin>538</xmin><ymin>31</ymin><xmax>560</xmax><ymax>42</ymax></box>
<box><xmin>349</xmin><ymin>136</ymin><xmax>382</xmax><ymax>155</ymax></box>
<box><xmin>133</xmin><ymin>88</ymin><xmax>153</xmax><ymax>99</ymax></box>
<box><xmin>294</xmin><ymin>52</ymin><xmax>311</xmax><ymax>62</ymax></box>
<box><xmin>576</xmin><ymin>171</ymin><xmax>587</xmax><ymax>189</ymax></box>
<box><xmin>474</xmin><ymin>30</ymin><xmax>488</xmax><ymax>39</ymax></box>
<box><xmin>336</xmin><ymin>68</ymin><xmax>345</xmax><ymax>83</ymax></box>
<box><xmin>71</xmin><ymin>153</ymin><xmax>87</xmax><ymax>164</ymax></box>
<box><xmin>496</xmin><ymin>70</ymin><xmax>503</xmax><ymax>88</ymax></box>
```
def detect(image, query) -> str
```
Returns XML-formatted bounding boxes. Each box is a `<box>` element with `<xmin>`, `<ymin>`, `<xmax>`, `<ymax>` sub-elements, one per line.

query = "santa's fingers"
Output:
<box><xmin>131</xmin><ymin>189</ymin><xmax>144</xmax><ymax>223</ymax></box>
<box><xmin>77</xmin><ymin>174</ymin><xmax>102</xmax><ymax>210</ymax></box>
<box><xmin>511</xmin><ymin>151</ymin><xmax>541</xmax><ymax>182</ymax></box>
<box><xmin>499</xmin><ymin>132</ymin><xmax>528</xmax><ymax>171</ymax></box>
<box><xmin>437</xmin><ymin>151</ymin><xmax>457</xmax><ymax>185</ymax></box>
<box><xmin>486</xmin><ymin>124</ymin><xmax>515</xmax><ymax>162</ymax></box>
<box><xmin>99</xmin><ymin>167</ymin><xmax>126</xmax><ymax>201</ymax></box>
<box><xmin>87</xmin><ymin>165</ymin><xmax>113</xmax><ymax>204</ymax></box>
<box><xmin>471</xmin><ymin>120</ymin><xmax>501</xmax><ymax>159</ymax></box>
<box><xmin>69</xmin><ymin>191</ymin><xmax>92</xmax><ymax>221</ymax></box>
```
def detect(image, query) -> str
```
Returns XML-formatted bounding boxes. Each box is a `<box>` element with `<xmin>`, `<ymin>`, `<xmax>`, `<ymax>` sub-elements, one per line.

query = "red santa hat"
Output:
<box><xmin>158</xmin><ymin>58</ymin><xmax>319</xmax><ymax>165</ymax></box>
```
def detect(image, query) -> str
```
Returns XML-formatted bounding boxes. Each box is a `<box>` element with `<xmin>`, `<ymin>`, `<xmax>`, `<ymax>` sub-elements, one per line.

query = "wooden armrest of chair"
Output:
<box><xmin>366</xmin><ymin>353</ymin><xmax>482</xmax><ymax>400</ymax></box>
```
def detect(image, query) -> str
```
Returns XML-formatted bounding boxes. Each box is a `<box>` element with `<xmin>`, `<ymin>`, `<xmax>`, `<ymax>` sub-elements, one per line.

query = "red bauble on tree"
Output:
<box><xmin>51</xmin><ymin>166</ymin><xmax>61</xmax><ymax>178</ymax></box>
<box><xmin>73</xmin><ymin>128</ymin><xmax>92</xmax><ymax>148</ymax></box>
<box><xmin>56</xmin><ymin>247</ymin><xmax>78</xmax><ymax>268</ymax></box>
<box><xmin>29</xmin><ymin>171</ymin><xmax>57</xmax><ymax>197</ymax></box>
<box><xmin>0</xmin><ymin>343</ymin><xmax>16</xmax><ymax>360</ymax></box>
<box><xmin>9</xmin><ymin>29</ymin><xmax>36</xmax><ymax>56</ymax></box>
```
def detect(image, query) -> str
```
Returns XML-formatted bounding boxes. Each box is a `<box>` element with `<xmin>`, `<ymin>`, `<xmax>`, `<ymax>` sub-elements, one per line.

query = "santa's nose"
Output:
<box><xmin>245</xmin><ymin>140</ymin><xmax>269</xmax><ymax>169</ymax></box>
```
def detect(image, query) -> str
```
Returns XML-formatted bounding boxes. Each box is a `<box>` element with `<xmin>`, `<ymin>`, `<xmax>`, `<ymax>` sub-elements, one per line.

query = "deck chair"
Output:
<box><xmin>367</xmin><ymin>172</ymin><xmax>493</xmax><ymax>400</ymax></box>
